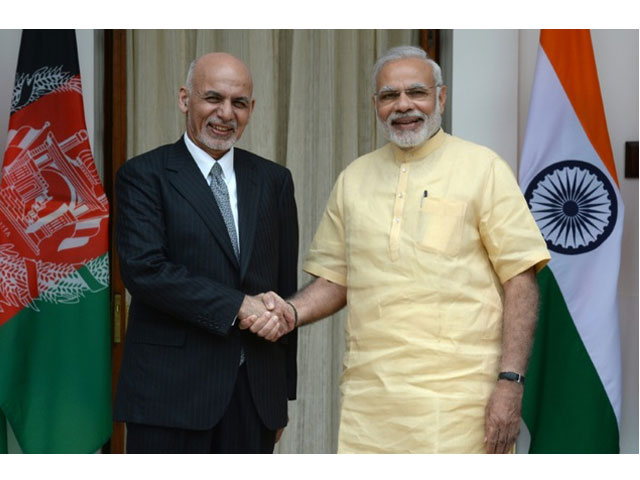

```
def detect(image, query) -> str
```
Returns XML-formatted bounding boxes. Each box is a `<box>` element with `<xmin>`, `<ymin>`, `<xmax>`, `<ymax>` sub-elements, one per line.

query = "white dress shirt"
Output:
<box><xmin>184</xmin><ymin>133</ymin><xmax>240</xmax><ymax>250</ymax></box>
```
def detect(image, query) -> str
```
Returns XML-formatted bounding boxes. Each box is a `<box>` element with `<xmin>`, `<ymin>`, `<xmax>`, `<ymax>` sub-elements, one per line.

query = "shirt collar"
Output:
<box><xmin>183</xmin><ymin>132</ymin><xmax>235</xmax><ymax>180</ymax></box>
<box><xmin>390</xmin><ymin>128</ymin><xmax>447</xmax><ymax>164</ymax></box>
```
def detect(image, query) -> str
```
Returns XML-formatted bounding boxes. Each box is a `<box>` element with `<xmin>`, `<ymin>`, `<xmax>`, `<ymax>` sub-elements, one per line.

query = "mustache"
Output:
<box><xmin>207</xmin><ymin>116</ymin><xmax>237</xmax><ymax>130</ymax></box>
<box><xmin>387</xmin><ymin>111</ymin><xmax>427</xmax><ymax>124</ymax></box>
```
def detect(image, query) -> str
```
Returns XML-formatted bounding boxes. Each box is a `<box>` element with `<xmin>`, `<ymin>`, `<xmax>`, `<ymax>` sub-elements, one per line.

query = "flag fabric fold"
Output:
<box><xmin>0</xmin><ymin>30</ymin><xmax>111</xmax><ymax>453</ymax></box>
<box><xmin>519</xmin><ymin>29</ymin><xmax>623</xmax><ymax>453</ymax></box>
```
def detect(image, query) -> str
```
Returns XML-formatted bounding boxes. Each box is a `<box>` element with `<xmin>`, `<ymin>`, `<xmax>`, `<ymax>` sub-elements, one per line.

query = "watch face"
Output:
<box><xmin>524</xmin><ymin>160</ymin><xmax>618</xmax><ymax>255</ymax></box>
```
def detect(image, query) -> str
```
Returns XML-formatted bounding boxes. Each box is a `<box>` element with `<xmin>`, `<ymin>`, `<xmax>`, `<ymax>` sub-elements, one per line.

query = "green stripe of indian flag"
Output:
<box><xmin>0</xmin><ymin>412</ymin><xmax>7</xmax><ymax>453</ymax></box>
<box><xmin>519</xmin><ymin>42</ymin><xmax>623</xmax><ymax>451</ymax></box>
<box><xmin>522</xmin><ymin>267</ymin><xmax>619</xmax><ymax>452</ymax></box>
<box><xmin>0</xmin><ymin>256</ymin><xmax>111</xmax><ymax>453</ymax></box>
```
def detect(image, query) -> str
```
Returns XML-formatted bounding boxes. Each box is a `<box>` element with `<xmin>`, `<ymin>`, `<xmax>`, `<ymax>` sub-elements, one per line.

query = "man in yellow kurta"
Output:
<box><xmin>241</xmin><ymin>46</ymin><xmax>550</xmax><ymax>453</ymax></box>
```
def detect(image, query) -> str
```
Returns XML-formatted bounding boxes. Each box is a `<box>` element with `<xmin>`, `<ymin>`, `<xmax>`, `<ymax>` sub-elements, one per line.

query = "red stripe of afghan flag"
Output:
<box><xmin>519</xmin><ymin>30</ymin><xmax>623</xmax><ymax>453</ymax></box>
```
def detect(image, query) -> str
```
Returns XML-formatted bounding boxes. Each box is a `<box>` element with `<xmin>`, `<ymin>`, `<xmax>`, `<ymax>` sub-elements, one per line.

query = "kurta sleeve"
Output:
<box><xmin>478</xmin><ymin>156</ymin><xmax>550</xmax><ymax>284</ymax></box>
<box><xmin>303</xmin><ymin>172</ymin><xmax>348</xmax><ymax>286</ymax></box>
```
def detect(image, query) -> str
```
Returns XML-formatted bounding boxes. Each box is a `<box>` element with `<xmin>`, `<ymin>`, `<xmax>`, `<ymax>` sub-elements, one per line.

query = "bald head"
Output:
<box><xmin>185</xmin><ymin>52</ymin><xmax>253</xmax><ymax>96</ymax></box>
<box><xmin>179</xmin><ymin>52</ymin><xmax>255</xmax><ymax>159</ymax></box>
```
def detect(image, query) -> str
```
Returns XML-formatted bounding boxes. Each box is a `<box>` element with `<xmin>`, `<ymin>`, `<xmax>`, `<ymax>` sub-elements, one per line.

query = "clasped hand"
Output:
<box><xmin>237</xmin><ymin>292</ymin><xmax>296</xmax><ymax>342</ymax></box>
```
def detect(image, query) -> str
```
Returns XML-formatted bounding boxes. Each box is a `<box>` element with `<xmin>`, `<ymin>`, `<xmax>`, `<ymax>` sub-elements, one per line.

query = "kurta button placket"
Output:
<box><xmin>390</xmin><ymin>161</ymin><xmax>410</xmax><ymax>261</ymax></box>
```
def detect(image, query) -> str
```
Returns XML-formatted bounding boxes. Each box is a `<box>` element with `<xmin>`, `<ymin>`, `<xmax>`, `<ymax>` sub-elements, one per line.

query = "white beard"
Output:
<box><xmin>378</xmin><ymin>105</ymin><xmax>442</xmax><ymax>148</ymax></box>
<box><xmin>194</xmin><ymin>114</ymin><xmax>238</xmax><ymax>152</ymax></box>
<box><xmin>197</xmin><ymin>132</ymin><xmax>237</xmax><ymax>153</ymax></box>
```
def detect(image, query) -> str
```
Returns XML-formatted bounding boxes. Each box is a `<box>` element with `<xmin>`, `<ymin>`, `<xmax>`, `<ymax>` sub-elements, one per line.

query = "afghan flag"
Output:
<box><xmin>519</xmin><ymin>30</ymin><xmax>623</xmax><ymax>453</ymax></box>
<box><xmin>0</xmin><ymin>30</ymin><xmax>111</xmax><ymax>453</ymax></box>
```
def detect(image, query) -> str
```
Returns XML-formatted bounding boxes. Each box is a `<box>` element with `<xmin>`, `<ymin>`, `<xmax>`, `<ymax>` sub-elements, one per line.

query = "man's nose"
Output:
<box><xmin>394</xmin><ymin>91</ymin><xmax>413</xmax><ymax>112</ymax></box>
<box><xmin>217</xmin><ymin>99</ymin><xmax>233</xmax><ymax>120</ymax></box>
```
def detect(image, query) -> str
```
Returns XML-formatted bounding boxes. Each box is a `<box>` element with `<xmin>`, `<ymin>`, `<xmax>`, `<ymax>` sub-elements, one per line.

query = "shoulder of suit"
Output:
<box><xmin>234</xmin><ymin>147</ymin><xmax>291</xmax><ymax>176</ymax></box>
<box><xmin>119</xmin><ymin>140</ymin><xmax>188</xmax><ymax>176</ymax></box>
<box><xmin>124</xmin><ymin>142</ymin><xmax>177</xmax><ymax>167</ymax></box>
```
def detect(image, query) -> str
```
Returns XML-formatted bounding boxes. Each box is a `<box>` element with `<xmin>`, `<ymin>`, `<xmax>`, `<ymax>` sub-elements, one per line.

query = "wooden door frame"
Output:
<box><xmin>420</xmin><ymin>29</ymin><xmax>440</xmax><ymax>63</ymax></box>
<box><xmin>103</xmin><ymin>29</ymin><xmax>127</xmax><ymax>454</ymax></box>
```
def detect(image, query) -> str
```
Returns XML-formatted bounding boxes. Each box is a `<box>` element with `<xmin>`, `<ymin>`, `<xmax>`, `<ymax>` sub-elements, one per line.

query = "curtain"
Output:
<box><xmin>127</xmin><ymin>28</ymin><xmax>418</xmax><ymax>453</ymax></box>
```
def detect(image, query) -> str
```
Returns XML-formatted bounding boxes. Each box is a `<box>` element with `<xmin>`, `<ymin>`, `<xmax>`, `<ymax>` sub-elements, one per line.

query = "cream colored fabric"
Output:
<box><xmin>303</xmin><ymin>130</ymin><xmax>550</xmax><ymax>453</ymax></box>
<box><xmin>127</xmin><ymin>29</ymin><xmax>418</xmax><ymax>453</ymax></box>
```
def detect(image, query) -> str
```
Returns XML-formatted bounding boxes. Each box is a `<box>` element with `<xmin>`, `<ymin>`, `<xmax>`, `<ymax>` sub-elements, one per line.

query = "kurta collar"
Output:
<box><xmin>390</xmin><ymin>128</ymin><xmax>447</xmax><ymax>164</ymax></box>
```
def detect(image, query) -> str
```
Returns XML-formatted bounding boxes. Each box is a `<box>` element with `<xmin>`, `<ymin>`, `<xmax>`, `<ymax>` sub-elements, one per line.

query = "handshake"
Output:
<box><xmin>237</xmin><ymin>291</ymin><xmax>297</xmax><ymax>342</ymax></box>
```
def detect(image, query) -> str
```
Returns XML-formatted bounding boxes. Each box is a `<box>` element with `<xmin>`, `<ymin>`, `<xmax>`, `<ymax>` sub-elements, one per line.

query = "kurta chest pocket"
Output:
<box><xmin>416</xmin><ymin>197</ymin><xmax>467</xmax><ymax>256</ymax></box>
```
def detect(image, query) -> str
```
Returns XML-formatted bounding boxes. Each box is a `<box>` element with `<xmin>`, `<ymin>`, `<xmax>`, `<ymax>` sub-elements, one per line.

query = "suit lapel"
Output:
<box><xmin>234</xmin><ymin>149</ymin><xmax>261</xmax><ymax>281</ymax></box>
<box><xmin>166</xmin><ymin>139</ymin><xmax>239</xmax><ymax>267</ymax></box>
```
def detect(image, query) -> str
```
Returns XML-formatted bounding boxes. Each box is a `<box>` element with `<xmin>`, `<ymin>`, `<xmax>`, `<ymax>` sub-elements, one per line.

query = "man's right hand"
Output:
<box><xmin>262</xmin><ymin>291</ymin><xmax>296</xmax><ymax>332</ymax></box>
<box><xmin>237</xmin><ymin>293</ymin><xmax>295</xmax><ymax>342</ymax></box>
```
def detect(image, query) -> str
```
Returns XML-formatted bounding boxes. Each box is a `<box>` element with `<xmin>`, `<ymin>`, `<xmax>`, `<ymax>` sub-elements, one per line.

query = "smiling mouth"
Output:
<box><xmin>208</xmin><ymin>123</ymin><xmax>235</xmax><ymax>137</ymax></box>
<box><xmin>391</xmin><ymin>117</ymin><xmax>424</xmax><ymax>130</ymax></box>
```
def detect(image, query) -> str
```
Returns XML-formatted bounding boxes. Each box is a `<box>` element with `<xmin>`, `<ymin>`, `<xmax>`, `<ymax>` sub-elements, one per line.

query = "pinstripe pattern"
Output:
<box><xmin>113</xmin><ymin>138</ymin><xmax>298</xmax><ymax>432</ymax></box>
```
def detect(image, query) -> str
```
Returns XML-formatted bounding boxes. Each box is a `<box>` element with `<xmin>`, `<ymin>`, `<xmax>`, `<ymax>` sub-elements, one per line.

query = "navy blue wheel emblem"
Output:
<box><xmin>524</xmin><ymin>160</ymin><xmax>617</xmax><ymax>255</ymax></box>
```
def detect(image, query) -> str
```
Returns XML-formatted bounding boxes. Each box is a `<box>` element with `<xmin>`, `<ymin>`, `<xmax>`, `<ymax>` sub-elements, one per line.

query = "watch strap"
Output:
<box><xmin>498</xmin><ymin>371</ymin><xmax>525</xmax><ymax>384</ymax></box>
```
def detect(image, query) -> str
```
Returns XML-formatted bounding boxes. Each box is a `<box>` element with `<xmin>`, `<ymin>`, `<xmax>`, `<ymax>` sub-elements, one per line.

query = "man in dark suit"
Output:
<box><xmin>113</xmin><ymin>52</ymin><xmax>298</xmax><ymax>453</ymax></box>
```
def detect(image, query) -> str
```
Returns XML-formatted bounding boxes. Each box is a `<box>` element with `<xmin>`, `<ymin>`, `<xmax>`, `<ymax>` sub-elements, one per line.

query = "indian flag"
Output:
<box><xmin>0</xmin><ymin>30</ymin><xmax>111</xmax><ymax>453</ymax></box>
<box><xmin>519</xmin><ymin>30</ymin><xmax>623</xmax><ymax>453</ymax></box>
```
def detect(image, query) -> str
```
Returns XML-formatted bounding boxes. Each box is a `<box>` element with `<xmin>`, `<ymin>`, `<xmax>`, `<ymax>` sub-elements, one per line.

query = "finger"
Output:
<box><xmin>257</xmin><ymin>315</ymin><xmax>279</xmax><ymax>339</ymax></box>
<box><xmin>238</xmin><ymin>315</ymin><xmax>257</xmax><ymax>330</ymax></box>
<box><xmin>249</xmin><ymin>313</ymin><xmax>271</xmax><ymax>333</ymax></box>
<box><xmin>271</xmin><ymin>321</ymin><xmax>286</xmax><ymax>341</ymax></box>
<box><xmin>263</xmin><ymin>291</ymin><xmax>276</xmax><ymax>310</ymax></box>
<box><xmin>503</xmin><ymin>429</ymin><xmax>518</xmax><ymax>454</ymax></box>
<box><xmin>268</xmin><ymin>317</ymin><xmax>288</xmax><ymax>342</ymax></box>
<box><xmin>488</xmin><ymin>436</ymin><xmax>499</xmax><ymax>454</ymax></box>
<box><xmin>262</xmin><ymin>320</ymin><xmax>279</xmax><ymax>341</ymax></box>
<box><xmin>248</xmin><ymin>317</ymin><xmax>265</xmax><ymax>333</ymax></box>
<box><xmin>502</xmin><ymin>439</ymin><xmax>515</xmax><ymax>454</ymax></box>
<box><xmin>267</xmin><ymin>324</ymin><xmax>283</xmax><ymax>342</ymax></box>
<box><xmin>497</xmin><ymin>433</ymin><xmax>509</xmax><ymax>454</ymax></box>
<box><xmin>485</xmin><ymin>428</ymin><xmax>499</xmax><ymax>454</ymax></box>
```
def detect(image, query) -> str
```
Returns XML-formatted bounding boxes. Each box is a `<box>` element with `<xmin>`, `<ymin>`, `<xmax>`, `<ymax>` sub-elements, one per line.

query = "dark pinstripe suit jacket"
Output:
<box><xmin>113</xmin><ymin>138</ymin><xmax>298</xmax><ymax>431</ymax></box>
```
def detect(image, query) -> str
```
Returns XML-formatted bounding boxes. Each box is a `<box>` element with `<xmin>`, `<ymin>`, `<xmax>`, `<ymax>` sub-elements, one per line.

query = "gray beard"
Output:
<box><xmin>197</xmin><ymin>131</ymin><xmax>237</xmax><ymax>153</ymax></box>
<box><xmin>379</xmin><ymin>107</ymin><xmax>442</xmax><ymax>148</ymax></box>
<box><xmin>189</xmin><ymin>112</ymin><xmax>239</xmax><ymax>153</ymax></box>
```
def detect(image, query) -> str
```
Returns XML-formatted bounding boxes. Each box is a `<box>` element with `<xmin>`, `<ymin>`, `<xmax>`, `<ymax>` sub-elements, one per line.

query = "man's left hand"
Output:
<box><xmin>484</xmin><ymin>380</ymin><xmax>523</xmax><ymax>454</ymax></box>
<box><xmin>275</xmin><ymin>416</ymin><xmax>289</xmax><ymax>444</ymax></box>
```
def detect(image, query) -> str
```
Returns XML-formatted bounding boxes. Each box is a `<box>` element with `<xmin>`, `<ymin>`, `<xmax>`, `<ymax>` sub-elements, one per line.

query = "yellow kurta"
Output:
<box><xmin>303</xmin><ymin>130</ymin><xmax>550</xmax><ymax>453</ymax></box>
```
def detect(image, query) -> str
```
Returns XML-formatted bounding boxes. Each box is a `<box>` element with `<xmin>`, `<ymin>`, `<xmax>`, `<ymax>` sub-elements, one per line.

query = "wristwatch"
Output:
<box><xmin>498</xmin><ymin>371</ymin><xmax>525</xmax><ymax>385</ymax></box>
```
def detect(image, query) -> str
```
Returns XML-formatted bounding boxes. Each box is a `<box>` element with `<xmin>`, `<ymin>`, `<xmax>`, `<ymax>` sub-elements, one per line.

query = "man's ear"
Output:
<box><xmin>178</xmin><ymin>87</ymin><xmax>189</xmax><ymax>113</ymax></box>
<box><xmin>438</xmin><ymin>84</ymin><xmax>447</xmax><ymax>114</ymax></box>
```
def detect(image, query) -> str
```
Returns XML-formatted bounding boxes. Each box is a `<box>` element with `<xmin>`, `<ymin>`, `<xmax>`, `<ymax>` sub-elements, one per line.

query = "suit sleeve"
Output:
<box><xmin>115</xmin><ymin>158</ymin><xmax>245</xmax><ymax>336</ymax></box>
<box><xmin>276</xmin><ymin>169</ymin><xmax>299</xmax><ymax>400</ymax></box>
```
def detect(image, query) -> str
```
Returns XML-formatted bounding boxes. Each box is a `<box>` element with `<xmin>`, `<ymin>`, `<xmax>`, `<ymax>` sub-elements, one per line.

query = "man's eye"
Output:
<box><xmin>379</xmin><ymin>92</ymin><xmax>399</xmax><ymax>102</ymax></box>
<box><xmin>406</xmin><ymin>89</ymin><xmax>429</xmax><ymax>99</ymax></box>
